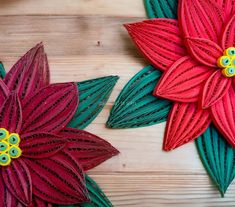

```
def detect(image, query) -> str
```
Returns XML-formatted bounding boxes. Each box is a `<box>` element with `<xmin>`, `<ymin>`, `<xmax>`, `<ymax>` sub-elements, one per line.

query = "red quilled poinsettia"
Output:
<box><xmin>125</xmin><ymin>0</ymin><xmax>235</xmax><ymax>151</ymax></box>
<box><xmin>0</xmin><ymin>43</ymin><xmax>119</xmax><ymax>207</ymax></box>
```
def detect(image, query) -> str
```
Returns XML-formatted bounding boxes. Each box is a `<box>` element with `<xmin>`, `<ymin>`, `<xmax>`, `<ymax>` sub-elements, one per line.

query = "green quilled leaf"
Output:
<box><xmin>144</xmin><ymin>0</ymin><xmax>177</xmax><ymax>19</ymax></box>
<box><xmin>196</xmin><ymin>125</ymin><xmax>235</xmax><ymax>197</ymax></box>
<box><xmin>58</xmin><ymin>175</ymin><xmax>113</xmax><ymax>207</ymax></box>
<box><xmin>67</xmin><ymin>76</ymin><xmax>119</xmax><ymax>130</ymax></box>
<box><xmin>0</xmin><ymin>62</ymin><xmax>6</xmax><ymax>79</ymax></box>
<box><xmin>107</xmin><ymin>66</ymin><xmax>172</xmax><ymax>128</ymax></box>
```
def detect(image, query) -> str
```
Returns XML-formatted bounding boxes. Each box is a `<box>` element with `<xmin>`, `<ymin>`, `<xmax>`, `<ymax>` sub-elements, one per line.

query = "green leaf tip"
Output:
<box><xmin>196</xmin><ymin>124</ymin><xmax>235</xmax><ymax>197</ymax></box>
<box><xmin>106</xmin><ymin>66</ymin><xmax>172</xmax><ymax>129</ymax></box>
<box><xmin>0</xmin><ymin>62</ymin><xmax>6</xmax><ymax>79</ymax></box>
<box><xmin>144</xmin><ymin>0</ymin><xmax>178</xmax><ymax>19</ymax></box>
<box><xmin>67</xmin><ymin>75</ymin><xmax>119</xmax><ymax>130</ymax></box>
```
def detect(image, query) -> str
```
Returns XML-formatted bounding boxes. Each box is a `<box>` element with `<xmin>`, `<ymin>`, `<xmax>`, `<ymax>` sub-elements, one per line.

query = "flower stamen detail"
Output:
<box><xmin>217</xmin><ymin>47</ymin><xmax>235</xmax><ymax>77</ymax></box>
<box><xmin>0</xmin><ymin>128</ymin><xmax>22</xmax><ymax>166</ymax></box>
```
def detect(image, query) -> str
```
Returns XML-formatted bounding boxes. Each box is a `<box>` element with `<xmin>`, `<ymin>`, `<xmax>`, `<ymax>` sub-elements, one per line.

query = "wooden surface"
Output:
<box><xmin>0</xmin><ymin>1</ymin><xmax>234</xmax><ymax>206</ymax></box>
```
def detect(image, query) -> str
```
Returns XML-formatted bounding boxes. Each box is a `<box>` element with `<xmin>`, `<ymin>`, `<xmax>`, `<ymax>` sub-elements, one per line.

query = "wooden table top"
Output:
<box><xmin>0</xmin><ymin>0</ymin><xmax>234</xmax><ymax>206</ymax></box>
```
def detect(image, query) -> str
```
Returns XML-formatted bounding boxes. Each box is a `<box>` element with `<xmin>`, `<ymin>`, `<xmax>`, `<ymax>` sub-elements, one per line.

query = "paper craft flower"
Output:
<box><xmin>125</xmin><ymin>0</ymin><xmax>235</xmax><ymax>151</ymax></box>
<box><xmin>0</xmin><ymin>43</ymin><xmax>118</xmax><ymax>206</ymax></box>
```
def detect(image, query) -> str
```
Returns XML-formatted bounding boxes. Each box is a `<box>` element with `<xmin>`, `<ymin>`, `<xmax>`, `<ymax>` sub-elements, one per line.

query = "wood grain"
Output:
<box><xmin>0</xmin><ymin>0</ymin><xmax>234</xmax><ymax>206</ymax></box>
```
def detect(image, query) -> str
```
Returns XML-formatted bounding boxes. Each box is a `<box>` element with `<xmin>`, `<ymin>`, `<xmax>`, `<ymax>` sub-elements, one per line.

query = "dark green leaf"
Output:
<box><xmin>107</xmin><ymin>66</ymin><xmax>172</xmax><ymax>128</ymax></box>
<box><xmin>144</xmin><ymin>0</ymin><xmax>178</xmax><ymax>19</ymax></box>
<box><xmin>0</xmin><ymin>62</ymin><xmax>6</xmax><ymax>79</ymax></box>
<box><xmin>58</xmin><ymin>175</ymin><xmax>113</xmax><ymax>207</ymax></box>
<box><xmin>67</xmin><ymin>76</ymin><xmax>119</xmax><ymax>129</ymax></box>
<box><xmin>196</xmin><ymin>124</ymin><xmax>235</xmax><ymax>197</ymax></box>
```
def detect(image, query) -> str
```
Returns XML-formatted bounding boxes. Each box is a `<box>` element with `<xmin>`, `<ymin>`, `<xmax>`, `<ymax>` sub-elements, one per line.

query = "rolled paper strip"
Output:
<box><xmin>217</xmin><ymin>56</ymin><xmax>231</xmax><ymax>68</ymax></box>
<box><xmin>222</xmin><ymin>66</ymin><xmax>235</xmax><ymax>77</ymax></box>
<box><xmin>0</xmin><ymin>153</ymin><xmax>11</xmax><ymax>166</ymax></box>
<box><xmin>232</xmin><ymin>57</ymin><xmax>235</xmax><ymax>66</ymax></box>
<box><xmin>225</xmin><ymin>47</ymin><xmax>235</xmax><ymax>56</ymax></box>
<box><xmin>0</xmin><ymin>128</ymin><xmax>9</xmax><ymax>140</ymax></box>
<box><xmin>7</xmin><ymin>133</ymin><xmax>20</xmax><ymax>145</ymax></box>
<box><xmin>9</xmin><ymin>146</ymin><xmax>22</xmax><ymax>158</ymax></box>
<box><xmin>0</xmin><ymin>141</ymin><xmax>9</xmax><ymax>152</ymax></box>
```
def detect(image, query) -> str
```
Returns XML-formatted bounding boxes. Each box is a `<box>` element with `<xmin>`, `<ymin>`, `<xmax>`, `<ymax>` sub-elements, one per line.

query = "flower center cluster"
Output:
<box><xmin>0</xmin><ymin>128</ymin><xmax>22</xmax><ymax>166</ymax></box>
<box><xmin>217</xmin><ymin>47</ymin><xmax>235</xmax><ymax>77</ymax></box>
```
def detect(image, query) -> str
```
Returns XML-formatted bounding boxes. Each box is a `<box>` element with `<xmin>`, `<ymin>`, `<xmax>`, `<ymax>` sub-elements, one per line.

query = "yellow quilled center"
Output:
<box><xmin>0</xmin><ymin>128</ymin><xmax>22</xmax><ymax>166</ymax></box>
<box><xmin>217</xmin><ymin>47</ymin><xmax>235</xmax><ymax>77</ymax></box>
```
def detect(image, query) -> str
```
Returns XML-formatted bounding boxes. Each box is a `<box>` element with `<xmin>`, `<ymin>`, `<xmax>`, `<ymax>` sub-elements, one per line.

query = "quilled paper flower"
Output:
<box><xmin>0</xmin><ymin>43</ymin><xmax>119</xmax><ymax>206</ymax></box>
<box><xmin>123</xmin><ymin>0</ymin><xmax>235</xmax><ymax>151</ymax></box>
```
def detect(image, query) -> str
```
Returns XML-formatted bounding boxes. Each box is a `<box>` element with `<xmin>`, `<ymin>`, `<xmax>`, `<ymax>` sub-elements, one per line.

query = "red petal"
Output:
<box><xmin>60</xmin><ymin>128</ymin><xmax>119</xmax><ymax>171</ymax></box>
<box><xmin>221</xmin><ymin>14</ymin><xmax>235</xmax><ymax>50</ymax></box>
<box><xmin>4</xmin><ymin>43</ymin><xmax>50</xmax><ymax>100</ymax></box>
<box><xmin>24</xmin><ymin>151</ymin><xmax>89</xmax><ymax>205</ymax></box>
<box><xmin>20</xmin><ymin>132</ymin><xmax>66</xmax><ymax>159</ymax></box>
<box><xmin>216</xmin><ymin>0</ymin><xmax>235</xmax><ymax>21</ymax></box>
<box><xmin>21</xmin><ymin>83</ymin><xmax>78</xmax><ymax>133</ymax></box>
<box><xmin>163</xmin><ymin>102</ymin><xmax>211</xmax><ymax>151</ymax></box>
<box><xmin>154</xmin><ymin>56</ymin><xmax>213</xmax><ymax>102</ymax></box>
<box><xmin>186</xmin><ymin>37</ymin><xmax>223</xmax><ymax>67</ymax></box>
<box><xmin>179</xmin><ymin>0</ymin><xmax>224</xmax><ymax>43</ymax></box>
<box><xmin>124</xmin><ymin>19</ymin><xmax>186</xmax><ymax>71</ymax></box>
<box><xmin>201</xmin><ymin>70</ymin><xmax>231</xmax><ymax>108</ymax></box>
<box><xmin>33</xmin><ymin>196</ymin><xmax>53</xmax><ymax>207</ymax></box>
<box><xmin>211</xmin><ymin>85</ymin><xmax>235</xmax><ymax>147</ymax></box>
<box><xmin>0</xmin><ymin>80</ymin><xmax>9</xmax><ymax>106</ymax></box>
<box><xmin>0</xmin><ymin>92</ymin><xmax>22</xmax><ymax>133</ymax></box>
<box><xmin>0</xmin><ymin>174</ymin><xmax>19</xmax><ymax>207</ymax></box>
<box><xmin>2</xmin><ymin>159</ymin><xmax>32</xmax><ymax>206</ymax></box>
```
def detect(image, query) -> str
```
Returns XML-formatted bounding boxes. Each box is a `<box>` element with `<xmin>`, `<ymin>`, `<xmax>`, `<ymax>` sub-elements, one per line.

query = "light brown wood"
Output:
<box><xmin>0</xmin><ymin>0</ymin><xmax>234</xmax><ymax>206</ymax></box>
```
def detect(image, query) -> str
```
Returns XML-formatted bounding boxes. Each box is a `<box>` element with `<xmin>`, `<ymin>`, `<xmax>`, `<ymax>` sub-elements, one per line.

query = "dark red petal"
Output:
<box><xmin>32</xmin><ymin>196</ymin><xmax>53</xmax><ymax>207</ymax></box>
<box><xmin>124</xmin><ymin>19</ymin><xmax>186</xmax><ymax>71</ymax></box>
<box><xmin>221</xmin><ymin>14</ymin><xmax>235</xmax><ymax>50</ymax></box>
<box><xmin>0</xmin><ymin>174</ymin><xmax>20</xmax><ymax>207</ymax></box>
<box><xmin>59</xmin><ymin>128</ymin><xmax>119</xmax><ymax>171</ymax></box>
<box><xmin>211</xmin><ymin>85</ymin><xmax>235</xmax><ymax>147</ymax></box>
<box><xmin>154</xmin><ymin>56</ymin><xmax>213</xmax><ymax>102</ymax></box>
<box><xmin>20</xmin><ymin>132</ymin><xmax>66</xmax><ymax>159</ymax></box>
<box><xmin>23</xmin><ymin>151</ymin><xmax>89</xmax><ymax>205</ymax></box>
<box><xmin>2</xmin><ymin>159</ymin><xmax>32</xmax><ymax>206</ymax></box>
<box><xmin>0</xmin><ymin>92</ymin><xmax>22</xmax><ymax>133</ymax></box>
<box><xmin>21</xmin><ymin>83</ymin><xmax>78</xmax><ymax>133</ymax></box>
<box><xmin>186</xmin><ymin>37</ymin><xmax>223</xmax><ymax>67</ymax></box>
<box><xmin>179</xmin><ymin>0</ymin><xmax>224</xmax><ymax>43</ymax></box>
<box><xmin>201</xmin><ymin>70</ymin><xmax>231</xmax><ymax>108</ymax></box>
<box><xmin>4</xmin><ymin>43</ymin><xmax>50</xmax><ymax>100</ymax></box>
<box><xmin>163</xmin><ymin>102</ymin><xmax>211</xmax><ymax>151</ymax></box>
<box><xmin>0</xmin><ymin>80</ymin><xmax>9</xmax><ymax>106</ymax></box>
<box><xmin>216</xmin><ymin>0</ymin><xmax>235</xmax><ymax>21</ymax></box>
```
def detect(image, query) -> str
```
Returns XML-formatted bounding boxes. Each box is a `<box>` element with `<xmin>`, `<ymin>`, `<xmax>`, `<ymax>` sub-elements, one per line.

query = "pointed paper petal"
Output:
<box><xmin>154</xmin><ymin>56</ymin><xmax>213</xmax><ymax>102</ymax></box>
<box><xmin>125</xmin><ymin>19</ymin><xmax>186</xmax><ymax>71</ymax></box>
<box><xmin>0</xmin><ymin>79</ymin><xmax>9</xmax><ymax>106</ymax></box>
<box><xmin>24</xmin><ymin>151</ymin><xmax>89</xmax><ymax>205</ymax></box>
<box><xmin>21</xmin><ymin>83</ymin><xmax>78</xmax><ymax>133</ymax></box>
<box><xmin>211</xmin><ymin>86</ymin><xmax>235</xmax><ymax>148</ymax></box>
<box><xmin>68</xmin><ymin>76</ymin><xmax>118</xmax><ymax>129</ymax></box>
<box><xmin>33</xmin><ymin>196</ymin><xmax>53</xmax><ymax>207</ymax></box>
<box><xmin>216</xmin><ymin>0</ymin><xmax>235</xmax><ymax>21</ymax></box>
<box><xmin>4</xmin><ymin>43</ymin><xmax>50</xmax><ymax>100</ymax></box>
<box><xmin>222</xmin><ymin>14</ymin><xmax>235</xmax><ymax>50</ymax></box>
<box><xmin>144</xmin><ymin>0</ymin><xmax>177</xmax><ymax>19</ymax></box>
<box><xmin>107</xmin><ymin>66</ymin><xmax>172</xmax><ymax>128</ymax></box>
<box><xmin>163</xmin><ymin>102</ymin><xmax>211</xmax><ymax>151</ymax></box>
<box><xmin>2</xmin><ymin>159</ymin><xmax>32</xmax><ymax>205</ymax></box>
<box><xmin>20</xmin><ymin>132</ymin><xmax>66</xmax><ymax>159</ymax></box>
<box><xmin>186</xmin><ymin>38</ymin><xmax>223</xmax><ymax>67</ymax></box>
<box><xmin>196</xmin><ymin>124</ymin><xmax>235</xmax><ymax>197</ymax></box>
<box><xmin>202</xmin><ymin>70</ymin><xmax>231</xmax><ymax>108</ymax></box>
<box><xmin>0</xmin><ymin>92</ymin><xmax>22</xmax><ymax>133</ymax></box>
<box><xmin>60</xmin><ymin>128</ymin><xmax>119</xmax><ymax>171</ymax></box>
<box><xmin>179</xmin><ymin>0</ymin><xmax>224</xmax><ymax>43</ymax></box>
<box><xmin>0</xmin><ymin>174</ymin><xmax>20</xmax><ymax>207</ymax></box>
